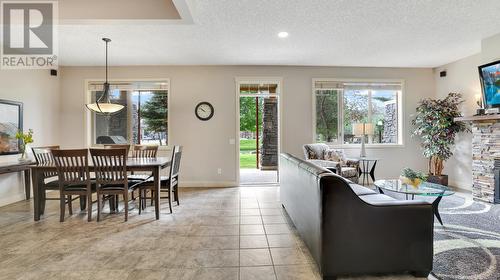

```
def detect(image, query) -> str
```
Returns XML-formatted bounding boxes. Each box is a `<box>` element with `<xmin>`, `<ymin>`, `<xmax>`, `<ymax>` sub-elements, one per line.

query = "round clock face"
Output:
<box><xmin>195</xmin><ymin>102</ymin><xmax>214</xmax><ymax>121</ymax></box>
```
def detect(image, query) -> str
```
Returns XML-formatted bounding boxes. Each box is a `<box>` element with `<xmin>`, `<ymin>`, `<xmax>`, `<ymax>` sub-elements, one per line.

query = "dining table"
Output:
<box><xmin>30</xmin><ymin>157</ymin><xmax>171</xmax><ymax>221</ymax></box>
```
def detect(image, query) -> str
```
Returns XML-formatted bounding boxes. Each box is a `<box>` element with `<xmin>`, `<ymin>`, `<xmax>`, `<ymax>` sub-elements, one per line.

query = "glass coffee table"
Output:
<box><xmin>374</xmin><ymin>179</ymin><xmax>454</xmax><ymax>225</ymax></box>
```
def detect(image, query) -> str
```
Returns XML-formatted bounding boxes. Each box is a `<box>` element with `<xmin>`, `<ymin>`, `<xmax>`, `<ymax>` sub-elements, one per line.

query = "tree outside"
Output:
<box><xmin>140</xmin><ymin>91</ymin><xmax>168</xmax><ymax>145</ymax></box>
<box><xmin>239</xmin><ymin>97</ymin><xmax>263</xmax><ymax>169</ymax></box>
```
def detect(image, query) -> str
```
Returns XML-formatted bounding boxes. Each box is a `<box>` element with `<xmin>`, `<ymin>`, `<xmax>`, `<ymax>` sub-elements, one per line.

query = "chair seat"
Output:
<box><xmin>64</xmin><ymin>183</ymin><xmax>96</xmax><ymax>192</ymax></box>
<box><xmin>138</xmin><ymin>176</ymin><xmax>176</xmax><ymax>190</ymax></box>
<box><xmin>99</xmin><ymin>180</ymin><xmax>143</xmax><ymax>191</ymax></box>
<box><xmin>44</xmin><ymin>179</ymin><xmax>60</xmax><ymax>190</ymax></box>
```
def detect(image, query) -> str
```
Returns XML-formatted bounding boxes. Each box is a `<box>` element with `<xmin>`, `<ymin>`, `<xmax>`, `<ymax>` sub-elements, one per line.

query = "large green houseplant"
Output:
<box><xmin>412</xmin><ymin>92</ymin><xmax>470</xmax><ymax>185</ymax></box>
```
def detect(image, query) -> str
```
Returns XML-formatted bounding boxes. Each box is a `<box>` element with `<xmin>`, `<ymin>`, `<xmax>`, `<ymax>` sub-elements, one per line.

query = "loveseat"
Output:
<box><xmin>280</xmin><ymin>153</ymin><xmax>434</xmax><ymax>279</ymax></box>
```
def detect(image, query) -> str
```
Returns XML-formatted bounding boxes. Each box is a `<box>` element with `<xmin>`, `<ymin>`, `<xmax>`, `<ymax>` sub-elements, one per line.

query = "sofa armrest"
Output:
<box><xmin>344</xmin><ymin>158</ymin><xmax>359</xmax><ymax>168</ymax></box>
<box><xmin>319</xmin><ymin>175</ymin><xmax>434</xmax><ymax>277</ymax></box>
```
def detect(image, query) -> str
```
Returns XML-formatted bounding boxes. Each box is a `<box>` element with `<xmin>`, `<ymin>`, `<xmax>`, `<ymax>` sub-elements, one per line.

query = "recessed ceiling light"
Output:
<box><xmin>278</xmin><ymin>32</ymin><xmax>289</xmax><ymax>38</ymax></box>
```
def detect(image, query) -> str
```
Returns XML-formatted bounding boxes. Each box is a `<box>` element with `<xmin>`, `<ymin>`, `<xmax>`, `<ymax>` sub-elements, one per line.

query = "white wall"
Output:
<box><xmin>0</xmin><ymin>70</ymin><xmax>60</xmax><ymax>206</ymax></box>
<box><xmin>59</xmin><ymin>65</ymin><xmax>434</xmax><ymax>187</ymax></box>
<box><xmin>434</xmin><ymin>33</ymin><xmax>500</xmax><ymax>190</ymax></box>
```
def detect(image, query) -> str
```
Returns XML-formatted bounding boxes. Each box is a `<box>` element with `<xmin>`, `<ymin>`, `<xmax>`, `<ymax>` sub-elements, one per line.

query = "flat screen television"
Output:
<box><xmin>479</xmin><ymin>59</ymin><xmax>500</xmax><ymax>108</ymax></box>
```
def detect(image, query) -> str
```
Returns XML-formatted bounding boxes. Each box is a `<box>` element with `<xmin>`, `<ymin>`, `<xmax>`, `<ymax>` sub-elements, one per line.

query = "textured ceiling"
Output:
<box><xmin>58</xmin><ymin>0</ymin><xmax>500</xmax><ymax>67</ymax></box>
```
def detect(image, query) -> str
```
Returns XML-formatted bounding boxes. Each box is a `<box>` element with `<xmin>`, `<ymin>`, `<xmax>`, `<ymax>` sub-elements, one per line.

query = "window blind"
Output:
<box><xmin>88</xmin><ymin>81</ymin><xmax>169</xmax><ymax>91</ymax></box>
<box><xmin>314</xmin><ymin>80</ymin><xmax>402</xmax><ymax>91</ymax></box>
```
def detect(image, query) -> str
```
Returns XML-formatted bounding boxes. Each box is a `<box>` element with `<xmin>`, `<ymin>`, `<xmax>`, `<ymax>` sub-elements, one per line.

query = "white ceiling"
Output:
<box><xmin>58</xmin><ymin>0</ymin><xmax>500</xmax><ymax>67</ymax></box>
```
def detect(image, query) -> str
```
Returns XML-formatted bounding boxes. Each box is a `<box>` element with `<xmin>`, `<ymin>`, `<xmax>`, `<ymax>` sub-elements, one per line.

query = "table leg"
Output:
<box><xmin>31</xmin><ymin>169</ymin><xmax>40</xmax><ymax>221</ymax></box>
<box><xmin>24</xmin><ymin>169</ymin><xmax>31</xmax><ymax>200</ymax></box>
<box><xmin>154</xmin><ymin>166</ymin><xmax>160</xmax><ymax>220</ymax></box>
<box><xmin>377</xmin><ymin>187</ymin><xmax>384</xmax><ymax>194</ymax></box>
<box><xmin>369</xmin><ymin>161</ymin><xmax>377</xmax><ymax>181</ymax></box>
<box><xmin>432</xmin><ymin>196</ymin><xmax>444</xmax><ymax>226</ymax></box>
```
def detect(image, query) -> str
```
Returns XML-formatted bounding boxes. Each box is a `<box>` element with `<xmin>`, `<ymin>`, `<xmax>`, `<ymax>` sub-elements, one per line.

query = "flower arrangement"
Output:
<box><xmin>400</xmin><ymin>167</ymin><xmax>427</xmax><ymax>187</ymax></box>
<box><xmin>412</xmin><ymin>92</ymin><xmax>470</xmax><ymax>176</ymax></box>
<box><xmin>15</xmin><ymin>129</ymin><xmax>33</xmax><ymax>160</ymax></box>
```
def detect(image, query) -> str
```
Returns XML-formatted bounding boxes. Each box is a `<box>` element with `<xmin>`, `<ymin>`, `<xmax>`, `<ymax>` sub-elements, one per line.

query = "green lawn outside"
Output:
<box><xmin>240</xmin><ymin>139</ymin><xmax>257</xmax><ymax>168</ymax></box>
<box><xmin>240</xmin><ymin>139</ymin><xmax>257</xmax><ymax>151</ymax></box>
<box><xmin>240</xmin><ymin>153</ymin><xmax>257</xmax><ymax>169</ymax></box>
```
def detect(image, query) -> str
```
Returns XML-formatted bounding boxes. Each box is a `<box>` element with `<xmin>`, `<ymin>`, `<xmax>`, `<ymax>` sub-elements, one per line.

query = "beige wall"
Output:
<box><xmin>60</xmin><ymin>65</ymin><xmax>435</xmax><ymax>186</ymax></box>
<box><xmin>434</xmin><ymin>33</ymin><xmax>500</xmax><ymax>190</ymax></box>
<box><xmin>0</xmin><ymin>70</ymin><xmax>60</xmax><ymax>206</ymax></box>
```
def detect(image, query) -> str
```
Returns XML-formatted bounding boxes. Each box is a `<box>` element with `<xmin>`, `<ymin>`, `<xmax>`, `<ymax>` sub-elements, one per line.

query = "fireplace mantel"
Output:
<box><xmin>454</xmin><ymin>114</ymin><xmax>500</xmax><ymax>122</ymax></box>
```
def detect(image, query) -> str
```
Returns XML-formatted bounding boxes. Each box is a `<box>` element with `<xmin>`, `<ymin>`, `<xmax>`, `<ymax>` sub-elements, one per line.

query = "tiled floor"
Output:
<box><xmin>0</xmin><ymin>187</ymin><xmax>423</xmax><ymax>280</ymax></box>
<box><xmin>239</xmin><ymin>169</ymin><xmax>278</xmax><ymax>185</ymax></box>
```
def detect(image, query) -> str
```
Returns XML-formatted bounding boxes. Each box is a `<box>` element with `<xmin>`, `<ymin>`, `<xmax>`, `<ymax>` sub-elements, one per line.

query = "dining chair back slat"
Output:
<box><xmin>90</xmin><ymin>148</ymin><xmax>128</xmax><ymax>186</ymax></box>
<box><xmin>52</xmin><ymin>149</ymin><xmax>91</xmax><ymax>186</ymax></box>
<box><xmin>104</xmin><ymin>144</ymin><xmax>131</xmax><ymax>157</ymax></box>
<box><xmin>51</xmin><ymin>149</ymin><xmax>93</xmax><ymax>222</ymax></box>
<box><xmin>32</xmin><ymin>145</ymin><xmax>60</xmax><ymax>178</ymax></box>
<box><xmin>133</xmin><ymin>145</ymin><xmax>158</xmax><ymax>158</ymax></box>
<box><xmin>170</xmin><ymin>146</ymin><xmax>183</xmax><ymax>179</ymax></box>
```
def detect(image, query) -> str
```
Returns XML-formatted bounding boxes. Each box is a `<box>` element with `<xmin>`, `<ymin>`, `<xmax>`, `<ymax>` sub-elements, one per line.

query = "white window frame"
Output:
<box><xmin>312</xmin><ymin>78</ymin><xmax>405</xmax><ymax>148</ymax></box>
<box><xmin>84</xmin><ymin>78</ymin><xmax>171</xmax><ymax>150</ymax></box>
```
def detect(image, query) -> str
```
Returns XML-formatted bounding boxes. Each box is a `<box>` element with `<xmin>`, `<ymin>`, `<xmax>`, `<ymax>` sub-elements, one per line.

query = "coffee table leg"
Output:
<box><xmin>432</xmin><ymin>196</ymin><xmax>444</xmax><ymax>226</ymax></box>
<box><xmin>377</xmin><ymin>187</ymin><xmax>384</xmax><ymax>194</ymax></box>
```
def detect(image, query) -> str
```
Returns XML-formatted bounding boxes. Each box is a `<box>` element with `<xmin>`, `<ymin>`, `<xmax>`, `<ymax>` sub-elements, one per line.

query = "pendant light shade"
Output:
<box><xmin>86</xmin><ymin>38</ymin><xmax>124</xmax><ymax>115</ymax></box>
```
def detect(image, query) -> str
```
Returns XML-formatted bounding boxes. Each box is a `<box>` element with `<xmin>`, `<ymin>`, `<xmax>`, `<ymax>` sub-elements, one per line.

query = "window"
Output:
<box><xmin>314</xmin><ymin>80</ymin><xmax>403</xmax><ymax>145</ymax></box>
<box><xmin>88</xmin><ymin>81</ymin><xmax>169</xmax><ymax>146</ymax></box>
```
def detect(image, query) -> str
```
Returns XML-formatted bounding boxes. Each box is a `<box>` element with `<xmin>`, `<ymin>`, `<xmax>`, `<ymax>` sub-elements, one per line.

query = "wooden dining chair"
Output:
<box><xmin>132</xmin><ymin>145</ymin><xmax>158</xmax><ymax>158</ymax></box>
<box><xmin>138</xmin><ymin>145</ymin><xmax>183</xmax><ymax>214</ymax></box>
<box><xmin>52</xmin><ymin>149</ymin><xmax>94</xmax><ymax>222</ymax></box>
<box><xmin>90</xmin><ymin>148</ymin><xmax>141</xmax><ymax>222</ymax></box>
<box><xmin>31</xmin><ymin>146</ymin><xmax>60</xmax><ymax>214</ymax></box>
<box><xmin>104</xmin><ymin>144</ymin><xmax>131</xmax><ymax>157</ymax></box>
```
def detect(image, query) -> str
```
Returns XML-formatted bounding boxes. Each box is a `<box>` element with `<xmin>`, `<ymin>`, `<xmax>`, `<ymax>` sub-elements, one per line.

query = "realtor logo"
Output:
<box><xmin>1</xmin><ymin>1</ymin><xmax>58</xmax><ymax>69</ymax></box>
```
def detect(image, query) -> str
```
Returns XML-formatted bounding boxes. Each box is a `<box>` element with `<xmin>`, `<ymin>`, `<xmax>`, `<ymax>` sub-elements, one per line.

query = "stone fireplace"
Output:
<box><xmin>469</xmin><ymin>117</ymin><xmax>500</xmax><ymax>203</ymax></box>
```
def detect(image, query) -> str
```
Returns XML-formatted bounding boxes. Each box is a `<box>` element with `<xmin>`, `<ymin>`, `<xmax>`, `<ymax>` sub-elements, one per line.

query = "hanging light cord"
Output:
<box><xmin>95</xmin><ymin>38</ymin><xmax>112</xmax><ymax>112</ymax></box>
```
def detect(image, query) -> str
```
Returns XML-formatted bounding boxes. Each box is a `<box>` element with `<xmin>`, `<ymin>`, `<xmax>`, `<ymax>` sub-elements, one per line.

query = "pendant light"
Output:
<box><xmin>85</xmin><ymin>38</ymin><xmax>124</xmax><ymax>114</ymax></box>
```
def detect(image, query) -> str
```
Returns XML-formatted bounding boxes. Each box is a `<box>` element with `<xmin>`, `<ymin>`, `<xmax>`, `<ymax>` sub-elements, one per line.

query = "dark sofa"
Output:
<box><xmin>280</xmin><ymin>153</ymin><xmax>434</xmax><ymax>279</ymax></box>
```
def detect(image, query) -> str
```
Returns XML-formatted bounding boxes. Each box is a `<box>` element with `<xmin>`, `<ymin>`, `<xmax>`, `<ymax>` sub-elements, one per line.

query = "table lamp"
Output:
<box><xmin>352</xmin><ymin>123</ymin><xmax>374</xmax><ymax>157</ymax></box>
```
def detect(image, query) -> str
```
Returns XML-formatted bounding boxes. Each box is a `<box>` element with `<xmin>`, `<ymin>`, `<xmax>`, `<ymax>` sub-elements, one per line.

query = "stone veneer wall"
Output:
<box><xmin>260</xmin><ymin>98</ymin><xmax>278</xmax><ymax>170</ymax></box>
<box><xmin>382</xmin><ymin>101</ymin><xmax>397</xmax><ymax>143</ymax></box>
<box><xmin>471</xmin><ymin>121</ymin><xmax>500</xmax><ymax>203</ymax></box>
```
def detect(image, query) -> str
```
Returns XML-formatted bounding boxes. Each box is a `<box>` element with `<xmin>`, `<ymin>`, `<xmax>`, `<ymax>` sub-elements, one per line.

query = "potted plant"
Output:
<box><xmin>412</xmin><ymin>92</ymin><xmax>470</xmax><ymax>186</ymax></box>
<box><xmin>400</xmin><ymin>168</ymin><xmax>427</xmax><ymax>187</ymax></box>
<box><xmin>15</xmin><ymin>129</ymin><xmax>33</xmax><ymax>162</ymax></box>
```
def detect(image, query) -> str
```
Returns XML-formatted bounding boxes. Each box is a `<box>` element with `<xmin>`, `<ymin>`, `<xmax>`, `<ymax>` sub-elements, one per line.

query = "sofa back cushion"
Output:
<box><xmin>303</xmin><ymin>143</ymin><xmax>329</xmax><ymax>160</ymax></box>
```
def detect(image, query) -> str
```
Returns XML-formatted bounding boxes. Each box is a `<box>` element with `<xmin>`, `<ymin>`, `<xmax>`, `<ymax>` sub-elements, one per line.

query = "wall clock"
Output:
<box><xmin>195</xmin><ymin>102</ymin><xmax>214</xmax><ymax>121</ymax></box>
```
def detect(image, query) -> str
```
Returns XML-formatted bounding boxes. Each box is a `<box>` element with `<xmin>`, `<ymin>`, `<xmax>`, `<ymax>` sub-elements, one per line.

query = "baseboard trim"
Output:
<box><xmin>180</xmin><ymin>181</ymin><xmax>238</xmax><ymax>188</ymax></box>
<box><xmin>0</xmin><ymin>193</ymin><xmax>26</xmax><ymax>207</ymax></box>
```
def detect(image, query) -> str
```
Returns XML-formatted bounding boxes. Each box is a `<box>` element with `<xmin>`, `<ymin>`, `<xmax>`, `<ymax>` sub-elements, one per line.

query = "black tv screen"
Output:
<box><xmin>479</xmin><ymin>59</ymin><xmax>500</xmax><ymax>108</ymax></box>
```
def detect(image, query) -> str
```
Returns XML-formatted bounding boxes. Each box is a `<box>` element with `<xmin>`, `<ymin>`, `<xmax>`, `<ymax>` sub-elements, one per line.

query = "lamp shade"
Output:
<box><xmin>352</xmin><ymin>123</ymin><xmax>374</xmax><ymax>136</ymax></box>
<box><xmin>86</xmin><ymin>102</ymin><xmax>124</xmax><ymax>114</ymax></box>
<box><xmin>364</xmin><ymin>123</ymin><xmax>374</xmax><ymax>135</ymax></box>
<box><xmin>352</xmin><ymin>123</ymin><xmax>365</xmax><ymax>136</ymax></box>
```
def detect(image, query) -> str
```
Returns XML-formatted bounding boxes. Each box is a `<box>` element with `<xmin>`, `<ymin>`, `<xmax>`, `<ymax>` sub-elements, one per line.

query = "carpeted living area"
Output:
<box><xmin>381</xmin><ymin>189</ymin><xmax>500</xmax><ymax>280</ymax></box>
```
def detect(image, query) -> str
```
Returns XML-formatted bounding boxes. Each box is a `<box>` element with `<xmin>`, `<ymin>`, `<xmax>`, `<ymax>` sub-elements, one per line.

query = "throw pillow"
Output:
<box><xmin>324</xmin><ymin>149</ymin><xmax>346</xmax><ymax>163</ymax></box>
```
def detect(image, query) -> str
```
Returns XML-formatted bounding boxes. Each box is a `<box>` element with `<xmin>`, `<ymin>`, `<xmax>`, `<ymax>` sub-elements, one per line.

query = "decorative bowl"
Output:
<box><xmin>399</xmin><ymin>176</ymin><xmax>421</xmax><ymax>188</ymax></box>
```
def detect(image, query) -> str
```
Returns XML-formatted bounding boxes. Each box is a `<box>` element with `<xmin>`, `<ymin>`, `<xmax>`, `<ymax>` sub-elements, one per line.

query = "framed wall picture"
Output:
<box><xmin>0</xmin><ymin>99</ymin><xmax>23</xmax><ymax>155</ymax></box>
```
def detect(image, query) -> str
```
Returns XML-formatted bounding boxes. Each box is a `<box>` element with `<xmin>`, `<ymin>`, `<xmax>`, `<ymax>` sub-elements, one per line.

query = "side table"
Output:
<box><xmin>354</xmin><ymin>157</ymin><xmax>378</xmax><ymax>185</ymax></box>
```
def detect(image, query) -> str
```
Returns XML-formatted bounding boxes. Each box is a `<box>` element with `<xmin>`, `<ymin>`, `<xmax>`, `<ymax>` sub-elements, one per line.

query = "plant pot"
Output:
<box><xmin>427</xmin><ymin>174</ymin><xmax>448</xmax><ymax>186</ymax></box>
